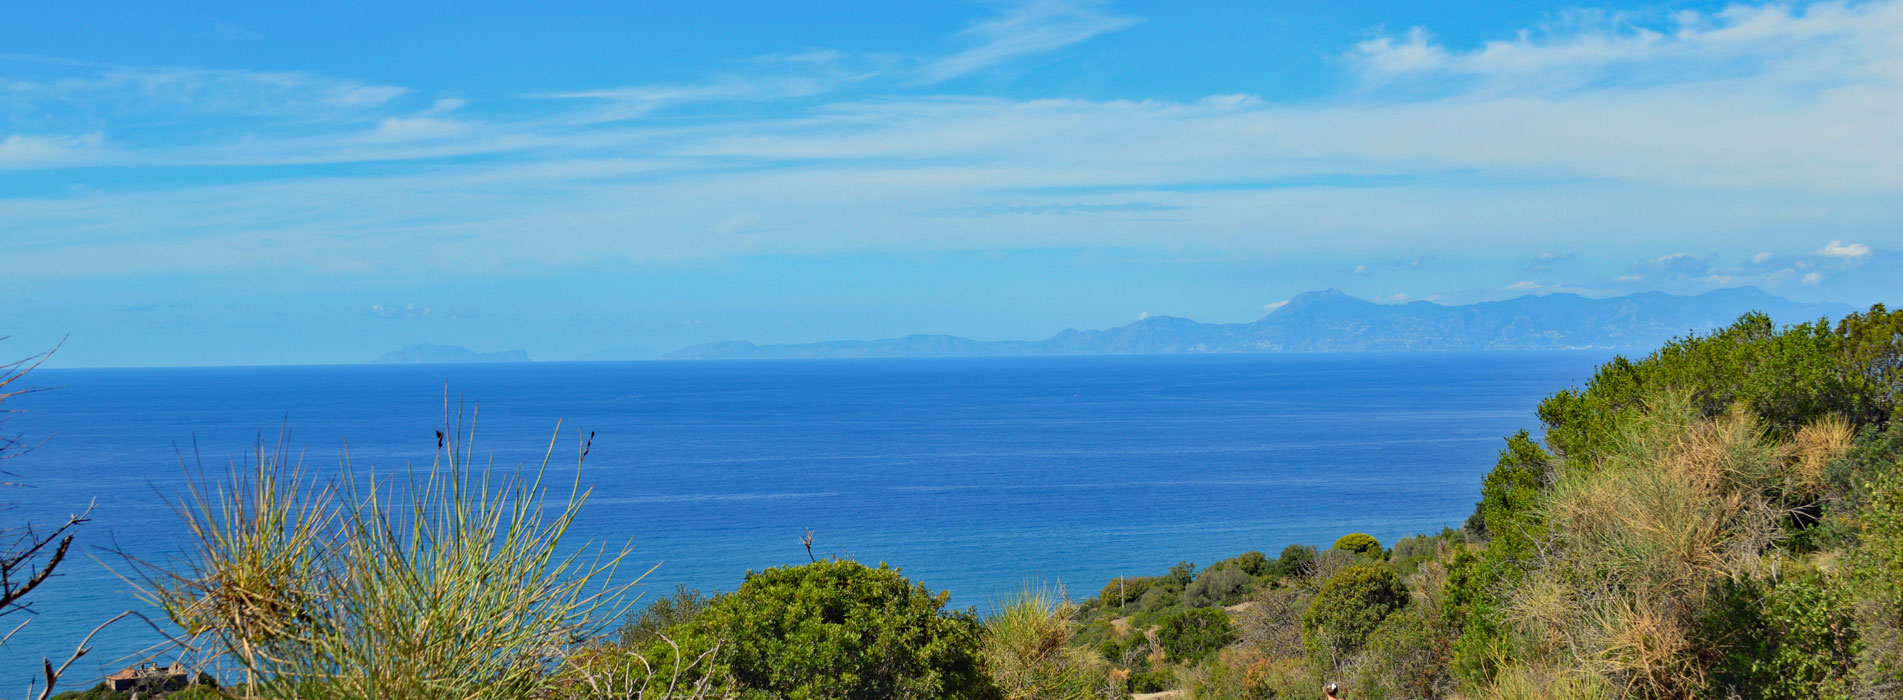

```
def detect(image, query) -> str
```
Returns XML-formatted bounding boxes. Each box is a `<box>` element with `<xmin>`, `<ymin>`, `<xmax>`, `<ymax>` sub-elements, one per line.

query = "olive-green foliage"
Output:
<box><xmin>1155</xmin><ymin>607</ymin><xmax>1236</xmax><ymax>663</ymax></box>
<box><xmin>1537</xmin><ymin>305</ymin><xmax>1903</xmax><ymax>463</ymax></box>
<box><xmin>1184</xmin><ymin>566</ymin><xmax>1252</xmax><ymax>608</ymax></box>
<box><xmin>1704</xmin><ymin>570</ymin><xmax>1859</xmax><ymax>700</ymax></box>
<box><xmin>1332</xmin><ymin>533</ymin><xmax>1381</xmax><ymax>557</ymax></box>
<box><xmin>1098</xmin><ymin>576</ymin><xmax>1157</xmax><ymax>611</ymax></box>
<box><xmin>1352</xmin><ymin>608</ymin><xmax>1454</xmax><ymax>700</ymax></box>
<box><xmin>1233</xmin><ymin>551</ymin><xmax>1269</xmax><ymax>577</ymax></box>
<box><xmin>1166</xmin><ymin>561</ymin><xmax>1197</xmax><ymax>587</ymax></box>
<box><xmin>683</xmin><ymin>560</ymin><xmax>994</xmax><ymax>700</ymax></box>
<box><xmin>982</xmin><ymin>586</ymin><xmax>1118</xmax><ymax>700</ymax></box>
<box><xmin>1266</xmin><ymin>545</ymin><xmax>1317</xmax><ymax>579</ymax></box>
<box><xmin>1471</xmin><ymin>432</ymin><xmax>1551</xmax><ymax>564</ymax></box>
<box><xmin>1302</xmin><ymin>564</ymin><xmax>1408</xmax><ymax>666</ymax></box>
<box><xmin>621</xmin><ymin>584</ymin><xmax>711</xmax><ymax>648</ymax></box>
<box><xmin>1852</xmin><ymin>463</ymin><xmax>1903</xmax><ymax>692</ymax></box>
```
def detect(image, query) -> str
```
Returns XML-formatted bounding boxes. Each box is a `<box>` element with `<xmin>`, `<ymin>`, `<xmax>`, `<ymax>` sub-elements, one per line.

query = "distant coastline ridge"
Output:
<box><xmin>667</xmin><ymin>287</ymin><xmax>1851</xmax><ymax>360</ymax></box>
<box><xmin>376</xmin><ymin>343</ymin><xmax>530</xmax><ymax>364</ymax></box>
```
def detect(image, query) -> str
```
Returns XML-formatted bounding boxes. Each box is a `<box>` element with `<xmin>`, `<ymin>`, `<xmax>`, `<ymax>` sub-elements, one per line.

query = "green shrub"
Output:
<box><xmin>684</xmin><ymin>560</ymin><xmax>994</xmax><ymax>700</ymax></box>
<box><xmin>1302</xmin><ymin>564</ymin><xmax>1408</xmax><ymax>667</ymax></box>
<box><xmin>1098</xmin><ymin>575</ymin><xmax>1157</xmax><ymax>611</ymax></box>
<box><xmin>1333</xmin><ymin>533</ymin><xmax>1382</xmax><ymax>557</ymax></box>
<box><xmin>1353</xmin><ymin>608</ymin><xmax>1454</xmax><ymax>700</ymax></box>
<box><xmin>1156</xmin><ymin>607</ymin><xmax>1236</xmax><ymax>662</ymax></box>
<box><xmin>1233</xmin><ymin>550</ymin><xmax>1269</xmax><ymax>577</ymax></box>
<box><xmin>1167</xmin><ymin>561</ymin><xmax>1198</xmax><ymax>587</ymax></box>
<box><xmin>621</xmin><ymin>584</ymin><xmax>712</xmax><ymax>647</ymax></box>
<box><xmin>1184</xmin><ymin>566</ymin><xmax>1252</xmax><ymax>608</ymax></box>
<box><xmin>1267</xmin><ymin>544</ymin><xmax>1317</xmax><ymax>579</ymax></box>
<box><xmin>1853</xmin><ymin>464</ymin><xmax>1903</xmax><ymax>690</ymax></box>
<box><xmin>1704</xmin><ymin>570</ymin><xmax>1858</xmax><ymax>700</ymax></box>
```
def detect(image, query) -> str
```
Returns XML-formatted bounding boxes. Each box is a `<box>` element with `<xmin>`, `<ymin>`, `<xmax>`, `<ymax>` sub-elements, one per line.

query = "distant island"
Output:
<box><xmin>374</xmin><ymin>343</ymin><xmax>530</xmax><ymax>364</ymax></box>
<box><xmin>667</xmin><ymin>287</ymin><xmax>1850</xmax><ymax>360</ymax></box>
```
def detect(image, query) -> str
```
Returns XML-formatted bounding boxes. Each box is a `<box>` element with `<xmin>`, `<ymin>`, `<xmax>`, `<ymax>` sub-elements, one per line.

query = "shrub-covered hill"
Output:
<box><xmin>55</xmin><ymin>304</ymin><xmax>1903</xmax><ymax>699</ymax></box>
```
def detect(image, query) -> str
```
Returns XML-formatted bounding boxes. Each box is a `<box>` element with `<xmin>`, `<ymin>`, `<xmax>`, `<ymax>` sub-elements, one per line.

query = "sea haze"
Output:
<box><xmin>3</xmin><ymin>353</ymin><xmax>1607</xmax><ymax>686</ymax></box>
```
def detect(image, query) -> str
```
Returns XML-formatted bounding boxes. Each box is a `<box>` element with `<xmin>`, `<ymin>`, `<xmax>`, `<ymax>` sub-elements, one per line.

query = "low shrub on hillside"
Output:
<box><xmin>1333</xmin><ymin>533</ymin><xmax>1382</xmax><ymax>557</ymax></box>
<box><xmin>1184</xmin><ymin>567</ymin><xmax>1252</xmax><ymax>608</ymax></box>
<box><xmin>672</xmin><ymin>560</ymin><xmax>994</xmax><ymax>700</ymax></box>
<box><xmin>1155</xmin><ymin>608</ymin><xmax>1235</xmax><ymax>663</ymax></box>
<box><xmin>1302</xmin><ymin>564</ymin><xmax>1408</xmax><ymax>668</ymax></box>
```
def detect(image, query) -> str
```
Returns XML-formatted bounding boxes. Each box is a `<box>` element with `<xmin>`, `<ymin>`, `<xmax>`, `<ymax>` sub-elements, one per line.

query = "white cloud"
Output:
<box><xmin>1353</xmin><ymin>265</ymin><xmax>1369</xmax><ymax>274</ymax></box>
<box><xmin>0</xmin><ymin>60</ymin><xmax>408</xmax><ymax>118</ymax></box>
<box><xmin>1805</xmin><ymin>271</ymin><xmax>1826</xmax><ymax>284</ymax></box>
<box><xmin>1508</xmin><ymin>281</ymin><xmax>1542</xmax><ymax>290</ymax></box>
<box><xmin>919</xmin><ymin>0</ymin><xmax>1142</xmax><ymax>82</ymax></box>
<box><xmin>1263</xmin><ymin>300</ymin><xmax>1289</xmax><ymax>311</ymax></box>
<box><xmin>1820</xmin><ymin>240</ymin><xmax>1871</xmax><ymax>257</ymax></box>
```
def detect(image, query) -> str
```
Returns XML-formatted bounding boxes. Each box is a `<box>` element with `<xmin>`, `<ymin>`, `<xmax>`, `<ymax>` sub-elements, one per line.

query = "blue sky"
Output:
<box><xmin>3</xmin><ymin>0</ymin><xmax>1899</xmax><ymax>366</ymax></box>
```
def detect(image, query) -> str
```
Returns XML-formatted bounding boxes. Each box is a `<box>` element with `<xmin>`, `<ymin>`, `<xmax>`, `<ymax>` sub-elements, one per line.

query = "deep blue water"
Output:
<box><xmin>0</xmin><ymin>353</ymin><xmax>1607</xmax><ymax>690</ymax></box>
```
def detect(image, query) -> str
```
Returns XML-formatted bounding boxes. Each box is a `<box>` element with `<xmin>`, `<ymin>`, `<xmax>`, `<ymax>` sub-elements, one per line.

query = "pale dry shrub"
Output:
<box><xmin>547</xmin><ymin>636</ymin><xmax>734</xmax><ymax>700</ymax></box>
<box><xmin>1785</xmin><ymin>416</ymin><xmax>1854</xmax><ymax>499</ymax></box>
<box><xmin>1502</xmin><ymin>398</ymin><xmax>1810</xmax><ymax>698</ymax></box>
<box><xmin>1478</xmin><ymin>664</ymin><xmax>1612</xmax><ymax>700</ymax></box>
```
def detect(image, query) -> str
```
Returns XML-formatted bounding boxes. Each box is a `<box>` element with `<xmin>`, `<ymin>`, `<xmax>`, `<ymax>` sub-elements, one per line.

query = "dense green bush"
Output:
<box><xmin>682</xmin><ymin>560</ymin><xmax>994</xmax><ymax>700</ymax></box>
<box><xmin>1233</xmin><ymin>550</ymin><xmax>1269</xmax><ymax>577</ymax></box>
<box><xmin>1166</xmin><ymin>561</ymin><xmax>1198</xmax><ymax>587</ymax></box>
<box><xmin>1267</xmin><ymin>544</ymin><xmax>1317</xmax><ymax>579</ymax></box>
<box><xmin>1852</xmin><ymin>464</ymin><xmax>1903</xmax><ymax>690</ymax></box>
<box><xmin>1184</xmin><ymin>566</ymin><xmax>1252</xmax><ymax>608</ymax></box>
<box><xmin>1333</xmin><ymin>533</ymin><xmax>1382</xmax><ymax>556</ymax></box>
<box><xmin>1098</xmin><ymin>575</ymin><xmax>1158</xmax><ymax>611</ymax></box>
<box><xmin>1704</xmin><ymin>570</ymin><xmax>1859</xmax><ymax>700</ymax></box>
<box><xmin>1155</xmin><ymin>607</ymin><xmax>1236</xmax><ymax>662</ymax></box>
<box><xmin>1353</xmin><ymin>608</ymin><xmax>1454</xmax><ymax>700</ymax></box>
<box><xmin>1302</xmin><ymin>564</ymin><xmax>1408</xmax><ymax>666</ymax></box>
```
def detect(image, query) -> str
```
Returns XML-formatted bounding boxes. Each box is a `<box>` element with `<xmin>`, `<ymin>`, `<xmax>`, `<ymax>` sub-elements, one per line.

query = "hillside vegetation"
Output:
<box><xmin>40</xmin><ymin>304</ymin><xmax>1903</xmax><ymax>699</ymax></box>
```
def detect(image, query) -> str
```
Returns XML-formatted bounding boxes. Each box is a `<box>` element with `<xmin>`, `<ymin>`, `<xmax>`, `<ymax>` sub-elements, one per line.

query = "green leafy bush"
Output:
<box><xmin>1155</xmin><ymin>607</ymin><xmax>1236</xmax><ymax>662</ymax></box>
<box><xmin>1704</xmin><ymin>570</ymin><xmax>1858</xmax><ymax>700</ymax></box>
<box><xmin>1233</xmin><ymin>550</ymin><xmax>1269</xmax><ymax>577</ymax></box>
<box><xmin>1302</xmin><ymin>564</ymin><xmax>1408</xmax><ymax>666</ymax></box>
<box><xmin>683</xmin><ymin>560</ymin><xmax>994</xmax><ymax>700</ymax></box>
<box><xmin>1184</xmin><ymin>566</ymin><xmax>1252</xmax><ymax>608</ymax></box>
<box><xmin>1166</xmin><ymin>561</ymin><xmax>1198</xmax><ymax>587</ymax></box>
<box><xmin>1333</xmin><ymin>533</ymin><xmax>1382</xmax><ymax>557</ymax></box>
<box><xmin>1353</xmin><ymin>608</ymin><xmax>1454</xmax><ymax>700</ymax></box>
<box><xmin>1267</xmin><ymin>544</ymin><xmax>1318</xmax><ymax>579</ymax></box>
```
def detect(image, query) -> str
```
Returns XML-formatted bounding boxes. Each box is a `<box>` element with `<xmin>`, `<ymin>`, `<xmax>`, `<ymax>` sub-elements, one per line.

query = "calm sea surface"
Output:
<box><xmin>0</xmin><ymin>353</ymin><xmax>1608</xmax><ymax>689</ymax></box>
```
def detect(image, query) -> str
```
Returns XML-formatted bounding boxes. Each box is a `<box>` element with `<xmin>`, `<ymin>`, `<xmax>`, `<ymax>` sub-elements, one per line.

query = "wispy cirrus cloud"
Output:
<box><xmin>1</xmin><ymin>0</ymin><xmax>1899</xmax><ymax>298</ymax></box>
<box><xmin>0</xmin><ymin>57</ymin><xmax>408</xmax><ymax>120</ymax></box>
<box><xmin>918</xmin><ymin>0</ymin><xmax>1141</xmax><ymax>82</ymax></box>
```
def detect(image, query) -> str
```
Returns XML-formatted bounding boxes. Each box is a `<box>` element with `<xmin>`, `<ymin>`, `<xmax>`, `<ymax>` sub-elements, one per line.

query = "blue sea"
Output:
<box><xmin>0</xmin><ymin>353</ymin><xmax>1608</xmax><ymax>690</ymax></box>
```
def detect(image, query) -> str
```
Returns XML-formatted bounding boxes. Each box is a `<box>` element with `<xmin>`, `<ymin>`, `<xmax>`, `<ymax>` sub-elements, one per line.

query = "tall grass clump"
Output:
<box><xmin>982</xmin><ymin>585</ymin><xmax>1120</xmax><ymax>700</ymax></box>
<box><xmin>1494</xmin><ymin>396</ymin><xmax>1853</xmax><ymax>698</ymax></box>
<box><xmin>140</xmin><ymin>407</ymin><xmax>637</xmax><ymax>699</ymax></box>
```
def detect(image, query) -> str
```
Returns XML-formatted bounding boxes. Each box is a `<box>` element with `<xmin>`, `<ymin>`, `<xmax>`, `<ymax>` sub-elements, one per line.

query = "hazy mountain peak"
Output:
<box><xmin>665</xmin><ymin>289</ymin><xmax>1853</xmax><ymax>360</ymax></box>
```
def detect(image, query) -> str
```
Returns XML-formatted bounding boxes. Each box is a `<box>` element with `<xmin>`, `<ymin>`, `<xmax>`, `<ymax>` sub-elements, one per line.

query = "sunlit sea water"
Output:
<box><xmin>1</xmin><ymin>353</ymin><xmax>1608</xmax><ymax>690</ymax></box>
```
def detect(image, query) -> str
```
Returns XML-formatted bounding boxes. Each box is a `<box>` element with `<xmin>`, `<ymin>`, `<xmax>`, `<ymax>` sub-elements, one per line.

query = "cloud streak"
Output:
<box><xmin>1</xmin><ymin>0</ymin><xmax>1899</xmax><ymax>295</ymax></box>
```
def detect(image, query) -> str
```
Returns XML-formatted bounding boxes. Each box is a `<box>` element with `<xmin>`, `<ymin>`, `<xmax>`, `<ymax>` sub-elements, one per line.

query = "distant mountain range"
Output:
<box><xmin>666</xmin><ymin>288</ymin><xmax>1852</xmax><ymax>360</ymax></box>
<box><xmin>375</xmin><ymin>343</ymin><xmax>530</xmax><ymax>364</ymax></box>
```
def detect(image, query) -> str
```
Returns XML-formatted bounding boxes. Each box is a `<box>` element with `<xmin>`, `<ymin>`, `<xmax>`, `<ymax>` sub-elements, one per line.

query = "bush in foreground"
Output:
<box><xmin>679</xmin><ymin>560</ymin><xmax>995</xmax><ymax>700</ymax></box>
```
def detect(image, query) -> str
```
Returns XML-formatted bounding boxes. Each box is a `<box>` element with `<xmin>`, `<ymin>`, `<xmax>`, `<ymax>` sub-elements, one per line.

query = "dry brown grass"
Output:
<box><xmin>1495</xmin><ymin>397</ymin><xmax>1847</xmax><ymax>699</ymax></box>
